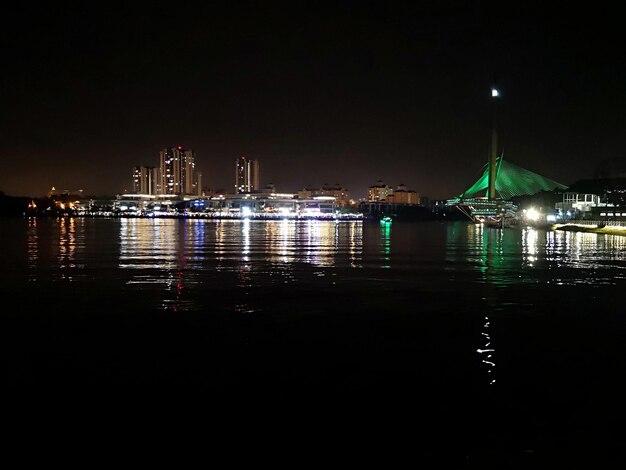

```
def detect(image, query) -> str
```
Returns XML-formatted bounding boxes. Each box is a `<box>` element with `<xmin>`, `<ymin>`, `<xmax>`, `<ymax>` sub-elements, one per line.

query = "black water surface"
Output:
<box><xmin>2</xmin><ymin>218</ymin><xmax>625</xmax><ymax>465</ymax></box>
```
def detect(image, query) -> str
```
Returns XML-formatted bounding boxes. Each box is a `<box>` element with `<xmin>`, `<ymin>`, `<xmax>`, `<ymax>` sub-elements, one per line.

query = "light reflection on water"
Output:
<box><xmin>118</xmin><ymin>218</ymin><xmax>364</xmax><ymax>271</ymax></box>
<box><xmin>6</xmin><ymin>217</ymin><xmax>626</xmax><ymax>395</ymax></box>
<box><xmin>446</xmin><ymin>223</ymin><xmax>626</xmax><ymax>287</ymax></box>
<box><xmin>7</xmin><ymin>216</ymin><xmax>626</xmax><ymax>441</ymax></box>
<box><xmin>7</xmin><ymin>216</ymin><xmax>626</xmax><ymax>455</ymax></box>
<box><xmin>381</xmin><ymin>222</ymin><xmax>391</xmax><ymax>269</ymax></box>
<box><xmin>445</xmin><ymin>222</ymin><xmax>626</xmax><ymax>388</ymax></box>
<box><xmin>11</xmin><ymin>217</ymin><xmax>626</xmax><ymax>313</ymax></box>
<box><xmin>117</xmin><ymin>218</ymin><xmax>364</xmax><ymax>312</ymax></box>
<box><xmin>26</xmin><ymin>218</ymin><xmax>38</xmax><ymax>282</ymax></box>
<box><xmin>55</xmin><ymin>217</ymin><xmax>87</xmax><ymax>281</ymax></box>
<box><xmin>13</xmin><ymin>218</ymin><xmax>626</xmax><ymax>290</ymax></box>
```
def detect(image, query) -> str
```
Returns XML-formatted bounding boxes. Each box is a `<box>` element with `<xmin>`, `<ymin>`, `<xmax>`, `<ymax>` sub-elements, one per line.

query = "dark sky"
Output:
<box><xmin>2</xmin><ymin>1</ymin><xmax>625</xmax><ymax>199</ymax></box>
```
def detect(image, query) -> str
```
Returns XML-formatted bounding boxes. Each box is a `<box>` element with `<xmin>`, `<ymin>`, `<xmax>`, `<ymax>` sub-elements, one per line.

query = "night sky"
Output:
<box><xmin>2</xmin><ymin>2</ymin><xmax>624</xmax><ymax>199</ymax></box>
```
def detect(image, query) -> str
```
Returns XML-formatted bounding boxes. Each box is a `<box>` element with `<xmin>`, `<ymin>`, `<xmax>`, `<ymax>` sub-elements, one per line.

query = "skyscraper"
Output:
<box><xmin>159</xmin><ymin>147</ymin><xmax>199</xmax><ymax>196</ymax></box>
<box><xmin>132</xmin><ymin>166</ymin><xmax>159</xmax><ymax>195</ymax></box>
<box><xmin>235</xmin><ymin>156</ymin><xmax>259</xmax><ymax>193</ymax></box>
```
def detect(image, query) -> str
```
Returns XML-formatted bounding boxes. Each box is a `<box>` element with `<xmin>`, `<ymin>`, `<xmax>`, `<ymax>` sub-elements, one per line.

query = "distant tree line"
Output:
<box><xmin>566</xmin><ymin>178</ymin><xmax>626</xmax><ymax>206</ymax></box>
<box><xmin>511</xmin><ymin>190</ymin><xmax>565</xmax><ymax>211</ymax></box>
<box><xmin>0</xmin><ymin>192</ymin><xmax>30</xmax><ymax>216</ymax></box>
<box><xmin>511</xmin><ymin>177</ymin><xmax>626</xmax><ymax>210</ymax></box>
<box><xmin>0</xmin><ymin>192</ymin><xmax>110</xmax><ymax>217</ymax></box>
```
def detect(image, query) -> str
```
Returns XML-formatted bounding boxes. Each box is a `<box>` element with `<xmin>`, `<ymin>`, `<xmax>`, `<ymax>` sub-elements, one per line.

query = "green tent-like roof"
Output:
<box><xmin>460</xmin><ymin>155</ymin><xmax>568</xmax><ymax>199</ymax></box>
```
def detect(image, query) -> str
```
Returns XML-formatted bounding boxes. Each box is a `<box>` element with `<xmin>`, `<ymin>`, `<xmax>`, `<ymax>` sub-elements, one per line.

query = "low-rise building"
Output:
<box><xmin>298</xmin><ymin>184</ymin><xmax>351</xmax><ymax>207</ymax></box>
<box><xmin>367</xmin><ymin>180</ymin><xmax>393</xmax><ymax>202</ymax></box>
<box><xmin>386</xmin><ymin>184</ymin><xmax>420</xmax><ymax>205</ymax></box>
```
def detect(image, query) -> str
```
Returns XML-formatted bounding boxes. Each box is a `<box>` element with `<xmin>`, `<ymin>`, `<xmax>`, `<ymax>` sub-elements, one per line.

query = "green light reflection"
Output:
<box><xmin>381</xmin><ymin>222</ymin><xmax>391</xmax><ymax>268</ymax></box>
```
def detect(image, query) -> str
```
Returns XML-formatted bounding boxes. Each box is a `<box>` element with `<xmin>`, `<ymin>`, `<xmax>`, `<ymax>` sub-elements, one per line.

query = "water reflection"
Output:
<box><xmin>235</xmin><ymin>262</ymin><xmax>254</xmax><ymax>314</ymax></box>
<box><xmin>349</xmin><ymin>222</ymin><xmax>362</xmax><ymax>268</ymax></box>
<box><xmin>522</xmin><ymin>228</ymin><xmax>538</xmax><ymax>267</ymax></box>
<box><xmin>119</xmin><ymin>219</ymin><xmax>192</xmax><ymax>311</ymax></box>
<box><xmin>477</xmin><ymin>315</ymin><xmax>496</xmax><ymax>385</ymax></box>
<box><xmin>446</xmin><ymin>222</ymin><xmax>517</xmax><ymax>286</ymax></box>
<box><xmin>118</xmin><ymin>218</ymin><xmax>364</xmax><ymax>312</ymax></box>
<box><xmin>119</xmin><ymin>218</ymin><xmax>178</xmax><ymax>270</ymax></box>
<box><xmin>381</xmin><ymin>222</ymin><xmax>391</xmax><ymax>269</ymax></box>
<box><xmin>444</xmin><ymin>220</ymin><xmax>626</xmax><ymax>389</ymax></box>
<box><xmin>166</xmin><ymin>222</ymin><xmax>188</xmax><ymax>313</ymax></box>
<box><xmin>447</xmin><ymin>223</ymin><xmax>507</xmax><ymax>388</ymax></box>
<box><xmin>26</xmin><ymin>218</ymin><xmax>38</xmax><ymax>281</ymax></box>
<box><xmin>242</xmin><ymin>218</ymin><xmax>250</xmax><ymax>261</ymax></box>
<box><xmin>472</xmin><ymin>225</ymin><xmax>500</xmax><ymax>386</ymax></box>
<box><xmin>55</xmin><ymin>217</ymin><xmax>83</xmax><ymax>281</ymax></box>
<box><xmin>263</xmin><ymin>219</ymin><xmax>297</xmax><ymax>264</ymax></box>
<box><xmin>301</xmin><ymin>220</ymin><xmax>339</xmax><ymax>267</ymax></box>
<box><xmin>446</xmin><ymin>221</ymin><xmax>626</xmax><ymax>286</ymax></box>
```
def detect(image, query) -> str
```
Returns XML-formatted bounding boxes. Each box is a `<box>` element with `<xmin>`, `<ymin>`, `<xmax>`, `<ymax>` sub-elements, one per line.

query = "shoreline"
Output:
<box><xmin>553</xmin><ymin>223</ymin><xmax>626</xmax><ymax>236</ymax></box>
<box><xmin>22</xmin><ymin>213</ymin><xmax>364</xmax><ymax>221</ymax></box>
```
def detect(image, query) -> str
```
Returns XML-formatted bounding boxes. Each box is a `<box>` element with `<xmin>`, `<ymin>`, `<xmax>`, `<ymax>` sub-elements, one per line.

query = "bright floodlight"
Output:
<box><xmin>491</xmin><ymin>88</ymin><xmax>499</xmax><ymax>97</ymax></box>
<box><xmin>526</xmin><ymin>207</ymin><xmax>540</xmax><ymax>221</ymax></box>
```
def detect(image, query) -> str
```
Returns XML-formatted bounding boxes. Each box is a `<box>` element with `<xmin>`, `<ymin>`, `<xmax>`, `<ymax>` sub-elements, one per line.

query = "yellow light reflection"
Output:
<box><xmin>27</xmin><ymin>217</ymin><xmax>38</xmax><ymax>281</ymax></box>
<box><xmin>522</xmin><ymin>227</ymin><xmax>538</xmax><ymax>266</ymax></box>
<box><xmin>349</xmin><ymin>221</ymin><xmax>363</xmax><ymax>268</ymax></box>
<box><xmin>57</xmin><ymin>217</ymin><xmax>76</xmax><ymax>278</ymax></box>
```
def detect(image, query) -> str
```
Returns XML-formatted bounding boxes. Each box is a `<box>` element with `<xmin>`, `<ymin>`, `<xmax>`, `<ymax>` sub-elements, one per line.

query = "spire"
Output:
<box><xmin>488</xmin><ymin>75</ymin><xmax>499</xmax><ymax>199</ymax></box>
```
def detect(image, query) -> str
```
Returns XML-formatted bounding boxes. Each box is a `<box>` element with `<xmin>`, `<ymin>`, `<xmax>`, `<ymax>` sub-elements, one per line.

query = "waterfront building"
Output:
<box><xmin>556</xmin><ymin>192</ymin><xmax>600</xmax><ymax>216</ymax></box>
<box><xmin>235</xmin><ymin>156</ymin><xmax>260</xmax><ymax>193</ymax></box>
<box><xmin>132</xmin><ymin>166</ymin><xmax>159</xmax><ymax>195</ymax></box>
<box><xmin>318</xmin><ymin>184</ymin><xmax>350</xmax><ymax>207</ymax></box>
<box><xmin>183</xmin><ymin>192</ymin><xmax>348</xmax><ymax>219</ymax></box>
<box><xmin>298</xmin><ymin>184</ymin><xmax>351</xmax><ymax>207</ymax></box>
<box><xmin>159</xmin><ymin>146</ymin><xmax>200</xmax><ymax>196</ymax></box>
<box><xmin>368</xmin><ymin>180</ymin><xmax>393</xmax><ymax>202</ymax></box>
<box><xmin>386</xmin><ymin>184</ymin><xmax>420</xmax><ymax>205</ymax></box>
<box><xmin>556</xmin><ymin>191</ymin><xmax>626</xmax><ymax>221</ymax></box>
<box><xmin>297</xmin><ymin>186</ymin><xmax>316</xmax><ymax>199</ymax></box>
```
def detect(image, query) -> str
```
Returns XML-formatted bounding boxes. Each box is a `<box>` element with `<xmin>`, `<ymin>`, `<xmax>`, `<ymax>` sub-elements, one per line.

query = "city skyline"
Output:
<box><xmin>132</xmin><ymin>146</ymin><xmax>201</xmax><ymax>197</ymax></box>
<box><xmin>2</xmin><ymin>3</ymin><xmax>624</xmax><ymax>199</ymax></box>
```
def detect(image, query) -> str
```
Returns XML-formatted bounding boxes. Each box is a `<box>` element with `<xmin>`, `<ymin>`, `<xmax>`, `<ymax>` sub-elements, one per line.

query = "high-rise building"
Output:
<box><xmin>159</xmin><ymin>147</ymin><xmax>199</xmax><ymax>196</ymax></box>
<box><xmin>235</xmin><ymin>156</ymin><xmax>260</xmax><ymax>193</ymax></box>
<box><xmin>132</xmin><ymin>166</ymin><xmax>159</xmax><ymax>195</ymax></box>
<box><xmin>196</xmin><ymin>172</ymin><xmax>202</xmax><ymax>197</ymax></box>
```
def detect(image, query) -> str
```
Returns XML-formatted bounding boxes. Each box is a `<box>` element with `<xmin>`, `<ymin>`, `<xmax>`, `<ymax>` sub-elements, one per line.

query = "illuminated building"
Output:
<box><xmin>159</xmin><ymin>147</ymin><xmax>200</xmax><ymax>196</ymax></box>
<box><xmin>319</xmin><ymin>183</ymin><xmax>350</xmax><ymax>207</ymax></box>
<box><xmin>235</xmin><ymin>156</ymin><xmax>259</xmax><ymax>193</ymax></box>
<box><xmin>298</xmin><ymin>184</ymin><xmax>351</xmax><ymax>207</ymax></box>
<box><xmin>386</xmin><ymin>184</ymin><xmax>420</xmax><ymax>204</ymax></box>
<box><xmin>367</xmin><ymin>180</ymin><xmax>393</xmax><ymax>202</ymax></box>
<box><xmin>132</xmin><ymin>166</ymin><xmax>159</xmax><ymax>195</ymax></box>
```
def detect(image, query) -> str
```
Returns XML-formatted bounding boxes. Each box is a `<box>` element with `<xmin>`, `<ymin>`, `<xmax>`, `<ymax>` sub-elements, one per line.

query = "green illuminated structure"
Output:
<box><xmin>447</xmin><ymin>83</ymin><xmax>568</xmax><ymax>226</ymax></box>
<box><xmin>447</xmin><ymin>154</ymin><xmax>568</xmax><ymax>225</ymax></box>
<box><xmin>459</xmin><ymin>154</ymin><xmax>567</xmax><ymax>200</ymax></box>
